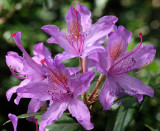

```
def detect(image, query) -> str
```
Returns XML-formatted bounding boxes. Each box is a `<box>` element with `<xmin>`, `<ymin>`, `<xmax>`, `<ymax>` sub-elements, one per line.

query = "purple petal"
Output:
<box><xmin>8</xmin><ymin>113</ymin><xmax>18</xmax><ymax>131</ymax></box>
<box><xmin>43</xmin><ymin>57</ymin><xmax>69</xmax><ymax>76</ymax></box>
<box><xmin>114</xmin><ymin>74</ymin><xmax>154</xmax><ymax>103</ymax></box>
<box><xmin>23</xmin><ymin>57</ymin><xmax>44</xmax><ymax>81</ymax></box>
<box><xmin>47</xmin><ymin>37</ymin><xmax>57</xmax><ymax>43</ymax></box>
<box><xmin>6</xmin><ymin>79</ymin><xmax>30</xmax><ymax>101</ymax></box>
<box><xmin>88</xmin><ymin>51</ymin><xmax>109</xmax><ymax>75</ymax></box>
<box><xmin>27</xmin><ymin>99</ymin><xmax>45</xmax><ymax>122</ymax></box>
<box><xmin>39</xmin><ymin>102</ymin><xmax>68</xmax><ymax>131</ymax></box>
<box><xmin>14</xmin><ymin>95</ymin><xmax>22</xmax><ymax>105</ymax></box>
<box><xmin>6</xmin><ymin>51</ymin><xmax>23</xmax><ymax>73</ymax></box>
<box><xmin>27</xmin><ymin>99</ymin><xmax>45</xmax><ymax>113</ymax></box>
<box><xmin>81</xmin><ymin>44</ymin><xmax>105</xmax><ymax>58</ymax></box>
<box><xmin>84</xmin><ymin>15</ymin><xmax>118</xmax><ymax>47</ymax></box>
<box><xmin>68</xmin><ymin>98</ymin><xmax>94</xmax><ymax>130</ymax></box>
<box><xmin>66</xmin><ymin>6</ymin><xmax>82</xmax><ymax>35</ymax></box>
<box><xmin>107</xmin><ymin>25</ymin><xmax>132</xmax><ymax>61</ymax></box>
<box><xmin>99</xmin><ymin>78</ymin><xmax>117</xmax><ymax>110</ymax></box>
<box><xmin>17</xmin><ymin>82</ymin><xmax>50</xmax><ymax>101</ymax></box>
<box><xmin>71</xmin><ymin>71</ymin><xmax>95</xmax><ymax>96</ymax></box>
<box><xmin>136</xmin><ymin>94</ymin><xmax>143</xmax><ymax>103</ymax></box>
<box><xmin>56</xmin><ymin>51</ymin><xmax>76</xmax><ymax>62</ymax></box>
<box><xmin>41</xmin><ymin>25</ymin><xmax>73</xmax><ymax>52</ymax></box>
<box><xmin>76</xmin><ymin>3</ymin><xmax>92</xmax><ymax>32</ymax></box>
<box><xmin>6</xmin><ymin>86</ymin><xmax>19</xmax><ymax>102</ymax></box>
<box><xmin>85</xmin><ymin>57</ymin><xmax>95</xmax><ymax>72</ymax></box>
<box><xmin>32</xmin><ymin>43</ymin><xmax>51</xmax><ymax>64</ymax></box>
<box><xmin>115</xmin><ymin>86</ymin><xmax>126</xmax><ymax>99</ymax></box>
<box><xmin>66</xmin><ymin>67</ymin><xmax>80</xmax><ymax>77</ymax></box>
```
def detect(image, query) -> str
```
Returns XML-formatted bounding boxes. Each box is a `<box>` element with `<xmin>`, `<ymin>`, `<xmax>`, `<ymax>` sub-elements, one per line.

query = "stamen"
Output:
<box><xmin>47</xmin><ymin>90</ymin><xmax>71</xmax><ymax>103</ymax></box>
<box><xmin>9</xmin><ymin>67</ymin><xmax>27</xmax><ymax>79</ymax></box>
<box><xmin>133</xmin><ymin>61</ymin><xmax>151</xmax><ymax>74</ymax></box>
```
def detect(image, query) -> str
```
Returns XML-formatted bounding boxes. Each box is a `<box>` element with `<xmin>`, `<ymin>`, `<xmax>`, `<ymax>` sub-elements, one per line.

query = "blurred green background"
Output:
<box><xmin>0</xmin><ymin>0</ymin><xmax>160</xmax><ymax>130</ymax></box>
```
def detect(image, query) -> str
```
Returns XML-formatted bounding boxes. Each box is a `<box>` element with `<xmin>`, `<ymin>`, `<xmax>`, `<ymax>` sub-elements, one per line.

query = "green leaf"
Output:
<box><xmin>153</xmin><ymin>83</ymin><xmax>160</xmax><ymax>89</ymax></box>
<box><xmin>113</xmin><ymin>98</ymin><xmax>137</xmax><ymax>131</ymax></box>
<box><xmin>139</xmin><ymin>96</ymin><xmax>149</xmax><ymax>111</ymax></box>
<box><xmin>113</xmin><ymin>95</ymin><xmax>132</xmax><ymax>104</ymax></box>
<box><xmin>3</xmin><ymin>112</ymin><xmax>42</xmax><ymax>125</ymax></box>
<box><xmin>145</xmin><ymin>124</ymin><xmax>155</xmax><ymax>131</ymax></box>
<box><xmin>105</xmin><ymin>110</ymin><xmax>118</xmax><ymax>131</ymax></box>
<box><xmin>106</xmin><ymin>98</ymin><xmax>137</xmax><ymax>131</ymax></box>
<box><xmin>35</xmin><ymin>113</ymin><xmax>84</xmax><ymax>131</ymax></box>
<box><xmin>86</xmin><ymin>81</ymin><xmax>97</xmax><ymax>96</ymax></box>
<box><xmin>93</xmin><ymin>100</ymin><xmax>103</xmax><ymax>111</ymax></box>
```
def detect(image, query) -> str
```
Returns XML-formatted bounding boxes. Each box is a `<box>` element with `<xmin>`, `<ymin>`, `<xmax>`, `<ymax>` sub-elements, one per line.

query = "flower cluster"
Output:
<box><xmin>6</xmin><ymin>4</ymin><xmax>156</xmax><ymax>131</ymax></box>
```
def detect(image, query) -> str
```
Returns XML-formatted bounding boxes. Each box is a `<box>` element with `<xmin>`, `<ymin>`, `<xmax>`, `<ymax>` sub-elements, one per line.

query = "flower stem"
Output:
<box><xmin>79</xmin><ymin>57</ymin><xmax>88</xmax><ymax>104</ymax></box>
<box><xmin>88</xmin><ymin>74</ymin><xmax>105</xmax><ymax>102</ymax></box>
<box><xmin>82</xmin><ymin>57</ymin><xmax>86</xmax><ymax>73</ymax></box>
<box><xmin>82</xmin><ymin>58</ymin><xmax>87</xmax><ymax>104</ymax></box>
<box><xmin>79</xmin><ymin>58</ymin><xmax>83</xmax><ymax>73</ymax></box>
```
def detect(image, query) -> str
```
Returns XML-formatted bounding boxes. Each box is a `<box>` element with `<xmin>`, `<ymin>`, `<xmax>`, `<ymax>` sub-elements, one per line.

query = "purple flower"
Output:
<box><xmin>8</xmin><ymin>113</ymin><xmax>18</xmax><ymax>131</ymax></box>
<box><xmin>16</xmin><ymin>57</ymin><xmax>95</xmax><ymax>130</ymax></box>
<box><xmin>41</xmin><ymin>4</ymin><xmax>118</xmax><ymax>61</ymax></box>
<box><xmin>89</xmin><ymin>26</ymin><xmax>156</xmax><ymax>110</ymax></box>
<box><xmin>6</xmin><ymin>32</ymin><xmax>51</xmax><ymax>117</ymax></box>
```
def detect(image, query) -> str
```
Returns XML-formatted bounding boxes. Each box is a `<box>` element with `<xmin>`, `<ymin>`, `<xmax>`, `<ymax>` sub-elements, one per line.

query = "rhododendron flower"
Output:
<box><xmin>8</xmin><ymin>113</ymin><xmax>18</xmax><ymax>131</ymax></box>
<box><xmin>6</xmin><ymin>32</ymin><xmax>51</xmax><ymax>116</ymax></box>
<box><xmin>41</xmin><ymin>4</ymin><xmax>118</xmax><ymax>61</ymax></box>
<box><xmin>16</xmin><ymin>57</ymin><xmax>95</xmax><ymax>130</ymax></box>
<box><xmin>89</xmin><ymin>26</ymin><xmax>156</xmax><ymax>110</ymax></box>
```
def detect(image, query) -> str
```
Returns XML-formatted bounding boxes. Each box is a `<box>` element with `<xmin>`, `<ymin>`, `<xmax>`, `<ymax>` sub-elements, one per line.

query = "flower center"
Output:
<box><xmin>108</xmin><ymin>33</ymin><xmax>148</xmax><ymax>75</ymax></box>
<box><xmin>41</xmin><ymin>59</ymin><xmax>72</xmax><ymax>102</ymax></box>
